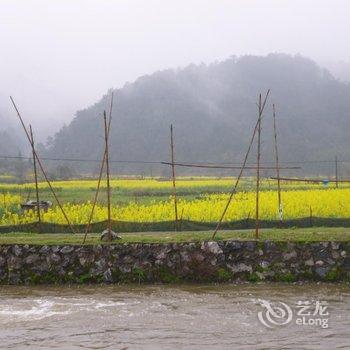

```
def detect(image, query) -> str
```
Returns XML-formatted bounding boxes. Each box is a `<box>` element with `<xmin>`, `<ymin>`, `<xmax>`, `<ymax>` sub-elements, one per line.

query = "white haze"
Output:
<box><xmin>0</xmin><ymin>0</ymin><xmax>349</xmax><ymax>141</ymax></box>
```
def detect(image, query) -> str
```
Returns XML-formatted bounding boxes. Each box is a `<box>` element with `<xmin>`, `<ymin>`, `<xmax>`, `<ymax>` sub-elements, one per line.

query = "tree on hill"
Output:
<box><xmin>43</xmin><ymin>54</ymin><xmax>350</xmax><ymax>176</ymax></box>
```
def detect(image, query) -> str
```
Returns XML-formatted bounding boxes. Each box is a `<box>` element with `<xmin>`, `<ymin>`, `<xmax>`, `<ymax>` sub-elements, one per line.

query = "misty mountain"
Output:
<box><xmin>325</xmin><ymin>61</ymin><xmax>350</xmax><ymax>83</ymax></box>
<box><xmin>0</xmin><ymin>111</ymin><xmax>24</xmax><ymax>158</ymax></box>
<box><xmin>0</xmin><ymin>110</ymin><xmax>12</xmax><ymax>130</ymax></box>
<box><xmin>43</xmin><ymin>54</ymin><xmax>350</xmax><ymax>176</ymax></box>
<box><xmin>0</xmin><ymin>130</ymin><xmax>21</xmax><ymax>157</ymax></box>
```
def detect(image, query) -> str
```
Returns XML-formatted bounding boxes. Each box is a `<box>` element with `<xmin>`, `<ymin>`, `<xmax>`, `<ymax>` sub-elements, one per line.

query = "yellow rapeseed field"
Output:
<box><xmin>0</xmin><ymin>187</ymin><xmax>349</xmax><ymax>225</ymax></box>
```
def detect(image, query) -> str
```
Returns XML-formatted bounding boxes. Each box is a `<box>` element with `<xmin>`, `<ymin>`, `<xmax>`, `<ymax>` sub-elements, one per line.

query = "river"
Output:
<box><xmin>0</xmin><ymin>283</ymin><xmax>349</xmax><ymax>349</ymax></box>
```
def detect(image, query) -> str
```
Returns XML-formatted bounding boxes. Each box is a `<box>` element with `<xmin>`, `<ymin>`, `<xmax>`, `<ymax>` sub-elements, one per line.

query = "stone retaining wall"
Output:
<box><xmin>0</xmin><ymin>241</ymin><xmax>349</xmax><ymax>284</ymax></box>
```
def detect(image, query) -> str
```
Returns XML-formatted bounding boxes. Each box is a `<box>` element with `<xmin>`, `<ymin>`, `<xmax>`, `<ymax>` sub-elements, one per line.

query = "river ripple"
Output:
<box><xmin>0</xmin><ymin>283</ymin><xmax>349</xmax><ymax>349</ymax></box>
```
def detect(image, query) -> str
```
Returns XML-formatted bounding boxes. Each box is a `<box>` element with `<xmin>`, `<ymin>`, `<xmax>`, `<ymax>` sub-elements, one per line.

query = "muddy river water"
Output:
<box><xmin>0</xmin><ymin>283</ymin><xmax>349</xmax><ymax>349</ymax></box>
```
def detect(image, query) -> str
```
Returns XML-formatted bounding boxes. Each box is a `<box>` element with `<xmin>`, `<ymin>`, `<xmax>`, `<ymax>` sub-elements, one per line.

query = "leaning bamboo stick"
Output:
<box><xmin>212</xmin><ymin>90</ymin><xmax>270</xmax><ymax>239</ymax></box>
<box><xmin>10</xmin><ymin>96</ymin><xmax>76</xmax><ymax>234</ymax></box>
<box><xmin>255</xmin><ymin>95</ymin><xmax>262</xmax><ymax>239</ymax></box>
<box><xmin>104</xmin><ymin>110</ymin><xmax>112</xmax><ymax>238</ymax></box>
<box><xmin>83</xmin><ymin>92</ymin><xmax>114</xmax><ymax>243</ymax></box>
<box><xmin>29</xmin><ymin>125</ymin><xmax>41</xmax><ymax>230</ymax></box>
<box><xmin>83</xmin><ymin>150</ymin><xmax>106</xmax><ymax>243</ymax></box>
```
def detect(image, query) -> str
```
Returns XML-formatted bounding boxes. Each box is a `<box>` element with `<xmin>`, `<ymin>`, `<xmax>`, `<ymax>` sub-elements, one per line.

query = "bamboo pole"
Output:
<box><xmin>170</xmin><ymin>124</ymin><xmax>178</xmax><ymax>231</ymax></box>
<box><xmin>272</xmin><ymin>104</ymin><xmax>282</xmax><ymax>226</ymax></box>
<box><xmin>212</xmin><ymin>90</ymin><xmax>270</xmax><ymax>239</ymax></box>
<box><xmin>10</xmin><ymin>96</ymin><xmax>76</xmax><ymax>234</ymax></box>
<box><xmin>29</xmin><ymin>125</ymin><xmax>41</xmax><ymax>230</ymax></box>
<box><xmin>83</xmin><ymin>92</ymin><xmax>114</xmax><ymax>243</ymax></box>
<box><xmin>335</xmin><ymin>156</ymin><xmax>339</xmax><ymax>188</ymax></box>
<box><xmin>255</xmin><ymin>94</ymin><xmax>262</xmax><ymax>239</ymax></box>
<box><xmin>270</xmin><ymin>177</ymin><xmax>350</xmax><ymax>183</ymax></box>
<box><xmin>160</xmin><ymin>161</ymin><xmax>298</xmax><ymax>170</ymax></box>
<box><xmin>179</xmin><ymin>207</ymin><xmax>184</xmax><ymax>232</ymax></box>
<box><xmin>83</xmin><ymin>150</ymin><xmax>106</xmax><ymax>243</ymax></box>
<box><xmin>103</xmin><ymin>110</ymin><xmax>112</xmax><ymax>239</ymax></box>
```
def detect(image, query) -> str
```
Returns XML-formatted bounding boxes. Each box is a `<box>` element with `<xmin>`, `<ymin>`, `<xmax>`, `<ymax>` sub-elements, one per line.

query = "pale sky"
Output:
<box><xmin>1</xmin><ymin>0</ymin><xmax>349</xmax><ymax>139</ymax></box>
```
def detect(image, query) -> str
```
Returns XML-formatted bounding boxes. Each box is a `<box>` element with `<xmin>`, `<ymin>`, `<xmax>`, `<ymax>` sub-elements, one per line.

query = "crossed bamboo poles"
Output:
<box><xmin>211</xmin><ymin>90</ymin><xmax>270</xmax><ymax>239</ymax></box>
<box><xmin>82</xmin><ymin>93</ymin><xmax>114</xmax><ymax>243</ymax></box>
<box><xmin>166</xmin><ymin>90</ymin><xmax>292</xmax><ymax>240</ymax></box>
<box><xmin>11</xmin><ymin>90</ymin><xmax>287</xmax><ymax>242</ymax></box>
<box><xmin>10</xmin><ymin>96</ymin><xmax>76</xmax><ymax>234</ymax></box>
<box><xmin>10</xmin><ymin>94</ymin><xmax>116</xmax><ymax>242</ymax></box>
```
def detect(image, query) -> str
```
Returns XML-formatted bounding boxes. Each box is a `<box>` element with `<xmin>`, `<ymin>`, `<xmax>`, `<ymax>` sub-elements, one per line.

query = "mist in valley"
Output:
<box><xmin>1</xmin><ymin>0</ymin><xmax>350</xmax><ymax>177</ymax></box>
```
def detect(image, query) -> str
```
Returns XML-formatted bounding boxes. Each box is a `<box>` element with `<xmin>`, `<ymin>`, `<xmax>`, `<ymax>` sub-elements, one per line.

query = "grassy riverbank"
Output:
<box><xmin>0</xmin><ymin>227</ymin><xmax>349</xmax><ymax>245</ymax></box>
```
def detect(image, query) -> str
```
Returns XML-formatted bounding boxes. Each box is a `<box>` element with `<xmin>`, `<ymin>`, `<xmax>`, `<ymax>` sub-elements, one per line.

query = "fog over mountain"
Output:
<box><xmin>1</xmin><ymin>0</ymin><xmax>350</xmax><ymax>144</ymax></box>
<box><xmin>39</xmin><ymin>54</ymin><xmax>350</xmax><ymax>176</ymax></box>
<box><xmin>325</xmin><ymin>61</ymin><xmax>350</xmax><ymax>83</ymax></box>
<box><xmin>0</xmin><ymin>110</ymin><xmax>25</xmax><ymax>156</ymax></box>
<box><xmin>1</xmin><ymin>1</ymin><xmax>350</xmax><ymax>176</ymax></box>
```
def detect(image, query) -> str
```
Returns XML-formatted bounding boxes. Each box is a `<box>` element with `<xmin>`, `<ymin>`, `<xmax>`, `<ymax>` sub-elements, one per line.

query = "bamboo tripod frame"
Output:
<box><xmin>212</xmin><ymin>90</ymin><xmax>270</xmax><ymax>240</ymax></box>
<box><xmin>83</xmin><ymin>93</ymin><xmax>114</xmax><ymax>243</ymax></box>
<box><xmin>29</xmin><ymin>125</ymin><xmax>41</xmax><ymax>230</ymax></box>
<box><xmin>10</xmin><ymin>96</ymin><xmax>76</xmax><ymax>234</ymax></box>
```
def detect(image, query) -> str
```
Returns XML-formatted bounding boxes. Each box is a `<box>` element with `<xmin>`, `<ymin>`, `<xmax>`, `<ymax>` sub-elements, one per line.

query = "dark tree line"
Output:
<box><xmin>7</xmin><ymin>54</ymin><xmax>350</xmax><ymax>177</ymax></box>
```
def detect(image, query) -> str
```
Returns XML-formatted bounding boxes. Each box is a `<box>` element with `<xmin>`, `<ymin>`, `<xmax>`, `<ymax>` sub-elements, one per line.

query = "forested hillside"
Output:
<box><xmin>43</xmin><ymin>54</ymin><xmax>350</xmax><ymax>176</ymax></box>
